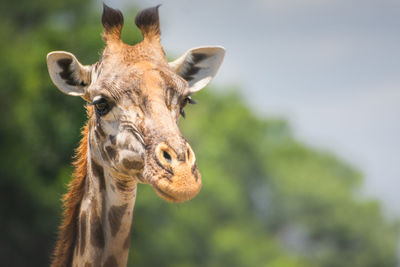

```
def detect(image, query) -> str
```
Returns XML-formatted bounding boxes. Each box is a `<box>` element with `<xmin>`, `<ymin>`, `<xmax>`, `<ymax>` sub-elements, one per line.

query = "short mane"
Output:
<box><xmin>50</xmin><ymin>113</ymin><xmax>90</xmax><ymax>267</ymax></box>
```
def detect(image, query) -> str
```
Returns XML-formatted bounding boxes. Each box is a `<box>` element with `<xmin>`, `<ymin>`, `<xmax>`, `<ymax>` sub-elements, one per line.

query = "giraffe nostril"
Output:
<box><xmin>163</xmin><ymin>150</ymin><xmax>172</xmax><ymax>164</ymax></box>
<box><xmin>187</xmin><ymin>148</ymin><xmax>191</xmax><ymax>160</ymax></box>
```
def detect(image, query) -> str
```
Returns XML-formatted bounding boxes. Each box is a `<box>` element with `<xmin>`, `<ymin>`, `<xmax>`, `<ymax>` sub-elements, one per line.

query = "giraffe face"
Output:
<box><xmin>46</xmin><ymin>6</ymin><xmax>225</xmax><ymax>202</ymax></box>
<box><xmin>86</xmin><ymin>59</ymin><xmax>202</xmax><ymax>202</ymax></box>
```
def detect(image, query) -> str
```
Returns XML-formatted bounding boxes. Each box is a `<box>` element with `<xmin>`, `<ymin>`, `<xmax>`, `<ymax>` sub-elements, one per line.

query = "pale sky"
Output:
<box><xmin>106</xmin><ymin>0</ymin><xmax>400</xmax><ymax>215</ymax></box>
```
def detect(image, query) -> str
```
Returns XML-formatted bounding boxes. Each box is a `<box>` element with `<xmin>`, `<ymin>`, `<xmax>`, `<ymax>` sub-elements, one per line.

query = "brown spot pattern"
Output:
<box><xmin>91</xmin><ymin>160</ymin><xmax>106</xmax><ymax>191</ymax></box>
<box><xmin>115</xmin><ymin>178</ymin><xmax>135</xmax><ymax>194</ymax></box>
<box><xmin>123</xmin><ymin>232</ymin><xmax>131</xmax><ymax>250</ymax></box>
<box><xmin>108</xmin><ymin>204</ymin><xmax>128</xmax><ymax>237</ymax></box>
<box><xmin>122</xmin><ymin>158</ymin><xmax>144</xmax><ymax>170</ymax></box>
<box><xmin>109</xmin><ymin>135</ymin><xmax>116</xmax><ymax>145</ymax></box>
<box><xmin>95</xmin><ymin>129</ymin><xmax>101</xmax><ymax>140</ymax></box>
<box><xmin>79</xmin><ymin>211</ymin><xmax>87</xmax><ymax>256</ymax></box>
<box><xmin>90</xmin><ymin>211</ymin><xmax>105</xmax><ymax>248</ymax></box>
<box><xmin>105</xmin><ymin>146</ymin><xmax>117</xmax><ymax>160</ymax></box>
<box><xmin>103</xmin><ymin>255</ymin><xmax>118</xmax><ymax>267</ymax></box>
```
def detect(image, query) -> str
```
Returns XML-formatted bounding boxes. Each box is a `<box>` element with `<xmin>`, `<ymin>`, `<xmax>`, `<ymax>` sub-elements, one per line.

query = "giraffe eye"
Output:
<box><xmin>90</xmin><ymin>97</ymin><xmax>111</xmax><ymax>116</ymax></box>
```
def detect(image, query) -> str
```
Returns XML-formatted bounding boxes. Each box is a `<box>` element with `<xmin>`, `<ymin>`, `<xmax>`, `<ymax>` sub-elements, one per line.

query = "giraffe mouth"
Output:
<box><xmin>149</xmin><ymin>171</ymin><xmax>202</xmax><ymax>203</ymax></box>
<box><xmin>152</xmin><ymin>182</ymin><xmax>177</xmax><ymax>202</ymax></box>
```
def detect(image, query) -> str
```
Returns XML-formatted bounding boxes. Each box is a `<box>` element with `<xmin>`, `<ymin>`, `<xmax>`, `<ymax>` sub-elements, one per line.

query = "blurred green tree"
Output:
<box><xmin>0</xmin><ymin>1</ymin><xmax>397</xmax><ymax>266</ymax></box>
<box><xmin>0</xmin><ymin>0</ymin><xmax>95</xmax><ymax>265</ymax></box>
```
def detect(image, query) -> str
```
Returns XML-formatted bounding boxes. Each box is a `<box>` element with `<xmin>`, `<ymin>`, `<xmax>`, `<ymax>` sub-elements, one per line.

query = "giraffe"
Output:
<box><xmin>46</xmin><ymin>5</ymin><xmax>225</xmax><ymax>267</ymax></box>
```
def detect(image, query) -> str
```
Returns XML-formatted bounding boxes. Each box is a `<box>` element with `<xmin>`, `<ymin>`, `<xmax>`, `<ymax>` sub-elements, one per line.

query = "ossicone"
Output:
<box><xmin>135</xmin><ymin>5</ymin><xmax>161</xmax><ymax>41</ymax></box>
<box><xmin>102</xmin><ymin>3</ymin><xmax>124</xmax><ymax>42</ymax></box>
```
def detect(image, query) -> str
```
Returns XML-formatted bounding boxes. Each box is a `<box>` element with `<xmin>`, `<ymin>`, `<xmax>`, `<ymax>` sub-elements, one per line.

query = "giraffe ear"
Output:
<box><xmin>169</xmin><ymin>46</ymin><xmax>225</xmax><ymax>93</ymax></box>
<box><xmin>46</xmin><ymin>51</ymin><xmax>92</xmax><ymax>97</ymax></box>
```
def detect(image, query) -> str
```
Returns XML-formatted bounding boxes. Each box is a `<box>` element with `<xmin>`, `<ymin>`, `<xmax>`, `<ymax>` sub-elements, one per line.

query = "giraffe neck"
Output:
<box><xmin>50</xmin><ymin>122</ymin><xmax>138</xmax><ymax>267</ymax></box>
<box><xmin>71</xmin><ymin>129</ymin><xmax>138</xmax><ymax>266</ymax></box>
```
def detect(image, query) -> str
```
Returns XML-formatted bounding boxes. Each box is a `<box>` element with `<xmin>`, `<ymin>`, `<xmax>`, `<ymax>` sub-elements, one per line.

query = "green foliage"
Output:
<box><xmin>0</xmin><ymin>1</ymin><xmax>398</xmax><ymax>266</ymax></box>
<box><xmin>128</xmin><ymin>90</ymin><xmax>396</xmax><ymax>267</ymax></box>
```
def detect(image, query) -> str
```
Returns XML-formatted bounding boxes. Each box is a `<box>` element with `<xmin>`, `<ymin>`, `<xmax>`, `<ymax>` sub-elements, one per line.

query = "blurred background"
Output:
<box><xmin>0</xmin><ymin>0</ymin><xmax>399</xmax><ymax>266</ymax></box>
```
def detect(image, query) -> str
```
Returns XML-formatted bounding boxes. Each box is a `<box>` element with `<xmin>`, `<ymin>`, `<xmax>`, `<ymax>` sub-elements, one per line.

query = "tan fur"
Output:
<box><xmin>47</xmin><ymin>5</ymin><xmax>224</xmax><ymax>266</ymax></box>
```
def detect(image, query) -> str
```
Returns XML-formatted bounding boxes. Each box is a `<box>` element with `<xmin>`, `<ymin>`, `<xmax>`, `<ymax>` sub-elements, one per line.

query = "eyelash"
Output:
<box><xmin>180</xmin><ymin>96</ymin><xmax>197</xmax><ymax>118</ymax></box>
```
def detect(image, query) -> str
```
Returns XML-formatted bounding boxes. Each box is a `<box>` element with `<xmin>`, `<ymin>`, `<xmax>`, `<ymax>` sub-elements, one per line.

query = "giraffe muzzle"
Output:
<box><xmin>147</xmin><ymin>141</ymin><xmax>202</xmax><ymax>202</ymax></box>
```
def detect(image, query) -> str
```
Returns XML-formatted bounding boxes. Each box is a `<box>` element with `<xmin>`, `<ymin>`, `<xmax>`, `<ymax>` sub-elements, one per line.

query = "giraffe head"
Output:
<box><xmin>46</xmin><ymin>5</ymin><xmax>225</xmax><ymax>202</ymax></box>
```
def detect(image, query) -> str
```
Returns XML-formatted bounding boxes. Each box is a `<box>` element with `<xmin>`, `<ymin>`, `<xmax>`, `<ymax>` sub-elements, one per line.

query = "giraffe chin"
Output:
<box><xmin>150</xmin><ymin>172</ymin><xmax>202</xmax><ymax>203</ymax></box>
